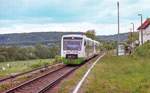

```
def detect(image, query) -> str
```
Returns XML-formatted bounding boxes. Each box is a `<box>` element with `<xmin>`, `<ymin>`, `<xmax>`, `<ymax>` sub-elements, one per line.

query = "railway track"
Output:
<box><xmin>0</xmin><ymin>63</ymin><xmax>63</xmax><ymax>83</ymax></box>
<box><xmin>4</xmin><ymin>65</ymin><xmax>77</xmax><ymax>93</ymax></box>
<box><xmin>4</xmin><ymin>54</ymin><xmax>101</xmax><ymax>93</ymax></box>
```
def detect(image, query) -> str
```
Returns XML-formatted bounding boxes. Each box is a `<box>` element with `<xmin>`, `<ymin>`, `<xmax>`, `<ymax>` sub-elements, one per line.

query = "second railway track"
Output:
<box><xmin>4</xmin><ymin>65</ymin><xmax>78</xmax><ymax>93</ymax></box>
<box><xmin>0</xmin><ymin>63</ymin><xmax>63</xmax><ymax>83</ymax></box>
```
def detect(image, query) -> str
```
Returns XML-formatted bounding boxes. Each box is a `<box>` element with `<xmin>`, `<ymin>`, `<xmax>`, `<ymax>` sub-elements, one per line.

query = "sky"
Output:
<box><xmin>0</xmin><ymin>0</ymin><xmax>149</xmax><ymax>35</ymax></box>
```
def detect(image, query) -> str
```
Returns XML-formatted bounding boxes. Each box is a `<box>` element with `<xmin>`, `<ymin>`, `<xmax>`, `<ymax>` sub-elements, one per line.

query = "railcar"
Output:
<box><xmin>61</xmin><ymin>34</ymin><xmax>100</xmax><ymax>65</ymax></box>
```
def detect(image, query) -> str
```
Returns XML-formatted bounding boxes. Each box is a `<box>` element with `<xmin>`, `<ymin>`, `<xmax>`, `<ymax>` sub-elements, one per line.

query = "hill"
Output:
<box><xmin>0</xmin><ymin>32</ymin><xmax>83</xmax><ymax>46</ymax></box>
<box><xmin>0</xmin><ymin>32</ymin><xmax>128</xmax><ymax>46</ymax></box>
<box><xmin>96</xmin><ymin>33</ymin><xmax>128</xmax><ymax>42</ymax></box>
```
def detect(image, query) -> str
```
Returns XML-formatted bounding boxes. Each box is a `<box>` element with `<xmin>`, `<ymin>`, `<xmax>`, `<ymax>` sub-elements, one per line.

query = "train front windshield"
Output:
<box><xmin>63</xmin><ymin>37</ymin><xmax>82</xmax><ymax>51</ymax></box>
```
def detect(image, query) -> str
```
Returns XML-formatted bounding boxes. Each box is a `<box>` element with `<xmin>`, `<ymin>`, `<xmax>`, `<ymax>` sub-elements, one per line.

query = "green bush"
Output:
<box><xmin>134</xmin><ymin>41</ymin><xmax>150</xmax><ymax>57</ymax></box>
<box><xmin>0</xmin><ymin>55</ymin><xmax>6</xmax><ymax>62</ymax></box>
<box><xmin>54</xmin><ymin>55</ymin><xmax>62</xmax><ymax>63</ymax></box>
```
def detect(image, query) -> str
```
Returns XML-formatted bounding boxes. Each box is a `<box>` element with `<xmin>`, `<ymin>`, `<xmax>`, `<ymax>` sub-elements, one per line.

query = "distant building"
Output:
<box><xmin>137</xmin><ymin>18</ymin><xmax>150</xmax><ymax>45</ymax></box>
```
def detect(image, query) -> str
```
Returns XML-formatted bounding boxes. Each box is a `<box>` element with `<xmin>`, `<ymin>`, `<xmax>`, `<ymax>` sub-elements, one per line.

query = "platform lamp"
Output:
<box><xmin>138</xmin><ymin>14</ymin><xmax>143</xmax><ymax>45</ymax></box>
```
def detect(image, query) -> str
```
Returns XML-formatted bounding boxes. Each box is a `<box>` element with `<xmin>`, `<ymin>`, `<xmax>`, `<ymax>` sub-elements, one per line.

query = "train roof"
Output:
<box><xmin>62</xmin><ymin>34</ymin><xmax>85</xmax><ymax>38</ymax></box>
<box><xmin>62</xmin><ymin>34</ymin><xmax>100</xmax><ymax>44</ymax></box>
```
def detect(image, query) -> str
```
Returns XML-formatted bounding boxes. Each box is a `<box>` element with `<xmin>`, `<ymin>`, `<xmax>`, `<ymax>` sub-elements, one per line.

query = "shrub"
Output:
<box><xmin>54</xmin><ymin>55</ymin><xmax>62</xmax><ymax>63</ymax></box>
<box><xmin>0</xmin><ymin>55</ymin><xmax>6</xmax><ymax>62</ymax></box>
<box><xmin>134</xmin><ymin>42</ymin><xmax>150</xmax><ymax>58</ymax></box>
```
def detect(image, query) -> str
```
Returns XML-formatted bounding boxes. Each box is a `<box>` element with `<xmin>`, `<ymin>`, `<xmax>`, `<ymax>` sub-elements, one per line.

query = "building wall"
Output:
<box><xmin>143</xmin><ymin>25</ymin><xmax>150</xmax><ymax>43</ymax></box>
<box><xmin>139</xmin><ymin>30</ymin><xmax>142</xmax><ymax>45</ymax></box>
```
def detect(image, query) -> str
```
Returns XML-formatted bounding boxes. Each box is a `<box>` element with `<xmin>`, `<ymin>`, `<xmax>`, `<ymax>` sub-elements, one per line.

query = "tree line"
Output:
<box><xmin>0</xmin><ymin>44</ymin><xmax>60</xmax><ymax>62</ymax></box>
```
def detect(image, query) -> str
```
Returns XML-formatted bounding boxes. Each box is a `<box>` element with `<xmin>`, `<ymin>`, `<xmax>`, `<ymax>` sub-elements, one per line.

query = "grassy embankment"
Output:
<box><xmin>81</xmin><ymin>42</ymin><xmax>150</xmax><ymax>93</ymax></box>
<box><xmin>0</xmin><ymin>59</ymin><xmax>54</xmax><ymax>78</ymax></box>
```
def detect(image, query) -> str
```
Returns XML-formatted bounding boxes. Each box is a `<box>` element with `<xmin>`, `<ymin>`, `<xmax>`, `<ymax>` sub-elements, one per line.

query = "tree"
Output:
<box><xmin>34</xmin><ymin>44</ymin><xmax>50</xmax><ymax>59</ymax></box>
<box><xmin>85</xmin><ymin>29</ymin><xmax>96</xmax><ymax>39</ymax></box>
<box><xmin>0</xmin><ymin>55</ymin><xmax>6</xmax><ymax>62</ymax></box>
<box><xmin>127</xmin><ymin>32</ymin><xmax>139</xmax><ymax>44</ymax></box>
<box><xmin>49</xmin><ymin>44</ymin><xmax>60</xmax><ymax>58</ymax></box>
<box><xmin>100</xmin><ymin>41</ymin><xmax>117</xmax><ymax>51</ymax></box>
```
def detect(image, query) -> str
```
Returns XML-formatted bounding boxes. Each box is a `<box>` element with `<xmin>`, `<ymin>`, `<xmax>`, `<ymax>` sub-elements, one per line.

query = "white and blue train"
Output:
<box><xmin>61</xmin><ymin>34</ymin><xmax>100</xmax><ymax>65</ymax></box>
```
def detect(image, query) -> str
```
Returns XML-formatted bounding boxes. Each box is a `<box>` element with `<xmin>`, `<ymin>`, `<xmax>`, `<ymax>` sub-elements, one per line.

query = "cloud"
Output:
<box><xmin>0</xmin><ymin>22</ymin><xmax>138</xmax><ymax>35</ymax></box>
<box><xmin>0</xmin><ymin>0</ymin><xmax>150</xmax><ymax>35</ymax></box>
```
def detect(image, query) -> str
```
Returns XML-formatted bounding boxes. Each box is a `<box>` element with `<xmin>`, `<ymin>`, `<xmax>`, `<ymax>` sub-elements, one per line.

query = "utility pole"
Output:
<box><xmin>131</xmin><ymin>23</ymin><xmax>134</xmax><ymax>32</ymax></box>
<box><xmin>130</xmin><ymin>28</ymin><xmax>132</xmax><ymax>41</ymax></box>
<box><xmin>138</xmin><ymin>14</ymin><xmax>143</xmax><ymax>45</ymax></box>
<box><xmin>117</xmin><ymin>1</ymin><xmax>120</xmax><ymax>56</ymax></box>
<box><xmin>130</xmin><ymin>28</ymin><xmax>133</xmax><ymax>47</ymax></box>
<box><xmin>131</xmin><ymin>23</ymin><xmax>134</xmax><ymax>43</ymax></box>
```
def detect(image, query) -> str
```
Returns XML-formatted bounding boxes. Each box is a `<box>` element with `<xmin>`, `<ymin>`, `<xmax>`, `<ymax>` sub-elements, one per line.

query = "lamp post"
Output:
<box><xmin>117</xmin><ymin>1</ymin><xmax>120</xmax><ymax>56</ymax></box>
<box><xmin>138</xmin><ymin>14</ymin><xmax>143</xmax><ymax>45</ymax></box>
<box><xmin>131</xmin><ymin>23</ymin><xmax>134</xmax><ymax>32</ymax></box>
<box><xmin>131</xmin><ymin>23</ymin><xmax>134</xmax><ymax>44</ymax></box>
<box><xmin>130</xmin><ymin>28</ymin><xmax>133</xmax><ymax>47</ymax></box>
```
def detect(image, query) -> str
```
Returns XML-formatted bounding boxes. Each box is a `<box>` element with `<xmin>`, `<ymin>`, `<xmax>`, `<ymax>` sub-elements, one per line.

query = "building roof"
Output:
<box><xmin>137</xmin><ymin>18</ymin><xmax>150</xmax><ymax>30</ymax></box>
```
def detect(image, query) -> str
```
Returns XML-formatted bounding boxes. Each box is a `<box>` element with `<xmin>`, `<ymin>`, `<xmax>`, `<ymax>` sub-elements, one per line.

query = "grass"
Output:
<box><xmin>81</xmin><ymin>54</ymin><xmax>150</xmax><ymax>93</ymax></box>
<box><xmin>0</xmin><ymin>59</ymin><xmax>53</xmax><ymax>78</ymax></box>
<box><xmin>58</xmin><ymin>43</ymin><xmax>150</xmax><ymax>93</ymax></box>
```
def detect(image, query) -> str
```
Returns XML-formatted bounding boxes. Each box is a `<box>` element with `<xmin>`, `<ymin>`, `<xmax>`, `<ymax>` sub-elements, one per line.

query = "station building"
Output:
<box><xmin>137</xmin><ymin>18</ymin><xmax>150</xmax><ymax>45</ymax></box>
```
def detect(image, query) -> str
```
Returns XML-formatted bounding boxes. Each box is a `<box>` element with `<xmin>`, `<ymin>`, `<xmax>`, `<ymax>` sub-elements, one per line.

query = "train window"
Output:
<box><xmin>63</xmin><ymin>37</ymin><xmax>82</xmax><ymax>51</ymax></box>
